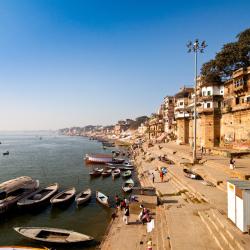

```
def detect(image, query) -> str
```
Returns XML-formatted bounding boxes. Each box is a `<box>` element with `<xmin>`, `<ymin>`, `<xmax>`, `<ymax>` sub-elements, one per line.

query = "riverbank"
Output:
<box><xmin>100</xmin><ymin>140</ymin><xmax>250</xmax><ymax>250</ymax></box>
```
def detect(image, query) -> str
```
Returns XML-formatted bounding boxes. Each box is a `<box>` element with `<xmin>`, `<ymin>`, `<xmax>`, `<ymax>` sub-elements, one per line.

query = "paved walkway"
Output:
<box><xmin>134</xmin><ymin>141</ymin><xmax>250</xmax><ymax>249</ymax></box>
<box><xmin>101</xmin><ymin>141</ymin><xmax>250</xmax><ymax>250</ymax></box>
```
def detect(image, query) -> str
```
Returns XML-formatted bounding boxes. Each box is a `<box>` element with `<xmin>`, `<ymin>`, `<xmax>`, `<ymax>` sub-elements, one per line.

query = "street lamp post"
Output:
<box><xmin>187</xmin><ymin>39</ymin><xmax>207</xmax><ymax>163</ymax></box>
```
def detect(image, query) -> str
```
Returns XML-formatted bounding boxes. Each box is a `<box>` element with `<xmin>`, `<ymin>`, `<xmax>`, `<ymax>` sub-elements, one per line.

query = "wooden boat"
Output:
<box><xmin>112</xmin><ymin>169</ymin><xmax>121</xmax><ymax>178</ymax></box>
<box><xmin>85</xmin><ymin>154</ymin><xmax>113</xmax><ymax>164</ymax></box>
<box><xmin>89</xmin><ymin>168</ymin><xmax>103</xmax><ymax>177</ymax></box>
<box><xmin>96</xmin><ymin>191</ymin><xmax>109</xmax><ymax>207</ymax></box>
<box><xmin>183</xmin><ymin>169</ymin><xmax>203</xmax><ymax>180</ymax></box>
<box><xmin>0</xmin><ymin>176</ymin><xmax>39</xmax><ymax>215</ymax></box>
<box><xmin>75</xmin><ymin>188</ymin><xmax>91</xmax><ymax>205</ymax></box>
<box><xmin>17</xmin><ymin>183</ymin><xmax>59</xmax><ymax>208</ymax></box>
<box><xmin>50</xmin><ymin>187</ymin><xmax>76</xmax><ymax>205</ymax></box>
<box><xmin>0</xmin><ymin>247</ymin><xmax>49</xmax><ymax>250</ymax></box>
<box><xmin>119</xmin><ymin>166</ymin><xmax>134</xmax><ymax>171</ymax></box>
<box><xmin>14</xmin><ymin>227</ymin><xmax>94</xmax><ymax>244</ymax></box>
<box><xmin>102</xmin><ymin>169</ymin><xmax>112</xmax><ymax>177</ymax></box>
<box><xmin>3</xmin><ymin>151</ymin><xmax>9</xmax><ymax>156</ymax></box>
<box><xmin>122</xmin><ymin>170</ymin><xmax>132</xmax><ymax>178</ymax></box>
<box><xmin>113</xmin><ymin>158</ymin><xmax>125</xmax><ymax>164</ymax></box>
<box><xmin>122</xmin><ymin>179</ymin><xmax>134</xmax><ymax>192</ymax></box>
<box><xmin>106</xmin><ymin>165</ymin><xmax>116</xmax><ymax>170</ymax></box>
<box><xmin>123</xmin><ymin>162</ymin><xmax>134</xmax><ymax>167</ymax></box>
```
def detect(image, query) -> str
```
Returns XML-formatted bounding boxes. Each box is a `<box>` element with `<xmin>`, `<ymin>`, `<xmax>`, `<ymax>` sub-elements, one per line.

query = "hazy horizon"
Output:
<box><xmin>1</xmin><ymin>0</ymin><xmax>250</xmax><ymax>130</ymax></box>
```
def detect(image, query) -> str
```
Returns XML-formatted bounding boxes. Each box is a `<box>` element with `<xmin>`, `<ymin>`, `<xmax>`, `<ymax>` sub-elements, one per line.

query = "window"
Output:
<box><xmin>207</xmin><ymin>91</ymin><xmax>211</xmax><ymax>96</ymax></box>
<box><xmin>247</xmin><ymin>97</ymin><xmax>250</xmax><ymax>103</ymax></box>
<box><xmin>203</xmin><ymin>91</ymin><xmax>206</xmax><ymax>96</ymax></box>
<box><xmin>236</xmin><ymin>97</ymin><xmax>240</xmax><ymax>105</ymax></box>
<box><xmin>242</xmin><ymin>98</ymin><xmax>244</xmax><ymax>103</ymax></box>
<box><xmin>207</xmin><ymin>103</ymin><xmax>211</xmax><ymax>108</ymax></box>
<box><xmin>179</xmin><ymin>102</ymin><xmax>183</xmax><ymax>106</ymax></box>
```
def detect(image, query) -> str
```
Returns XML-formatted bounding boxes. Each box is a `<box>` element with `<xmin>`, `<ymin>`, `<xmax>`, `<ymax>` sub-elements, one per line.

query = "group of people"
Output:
<box><xmin>114</xmin><ymin>195</ymin><xmax>151</xmax><ymax>225</ymax></box>
<box><xmin>115</xmin><ymin>195</ymin><xmax>130</xmax><ymax>225</ymax></box>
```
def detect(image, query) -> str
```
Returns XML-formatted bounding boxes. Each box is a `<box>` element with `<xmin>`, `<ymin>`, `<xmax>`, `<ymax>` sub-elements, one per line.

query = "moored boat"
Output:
<box><xmin>122</xmin><ymin>179</ymin><xmax>134</xmax><ymax>192</ymax></box>
<box><xmin>123</xmin><ymin>162</ymin><xmax>134</xmax><ymax>167</ymax></box>
<box><xmin>119</xmin><ymin>166</ymin><xmax>134</xmax><ymax>171</ymax></box>
<box><xmin>17</xmin><ymin>183</ymin><xmax>59</xmax><ymax>208</ymax></box>
<box><xmin>122</xmin><ymin>170</ymin><xmax>132</xmax><ymax>178</ymax></box>
<box><xmin>50</xmin><ymin>187</ymin><xmax>76</xmax><ymax>206</ymax></box>
<box><xmin>3</xmin><ymin>151</ymin><xmax>9</xmax><ymax>156</ymax></box>
<box><xmin>0</xmin><ymin>176</ymin><xmax>39</xmax><ymax>215</ymax></box>
<box><xmin>96</xmin><ymin>191</ymin><xmax>109</xmax><ymax>207</ymax></box>
<box><xmin>85</xmin><ymin>154</ymin><xmax>113</xmax><ymax>164</ymax></box>
<box><xmin>112</xmin><ymin>168</ymin><xmax>121</xmax><ymax>178</ymax></box>
<box><xmin>89</xmin><ymin>168</ymin><xmax>103</xmax><ymax>177</ymax></box>
<box><xmin>14</xmin><ymin>227</ymin><xmax>94</xmax><ymax>244</ymax></box>
<box><xmin>102</xmin><ymin>169</ymin><xmax>112</xmax><ymax>177</ymax></box>
<box><xmin>75</xmin><ymin>188</ymin><xmax>91</xmax><ymax>205</ymax></box>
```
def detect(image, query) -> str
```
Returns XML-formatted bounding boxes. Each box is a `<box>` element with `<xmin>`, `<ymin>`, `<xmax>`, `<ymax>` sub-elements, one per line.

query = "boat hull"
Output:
<box><xmin>14</xmin><ymin>227</ymin><xmax>94</xmax><ymax>244</ymax></box>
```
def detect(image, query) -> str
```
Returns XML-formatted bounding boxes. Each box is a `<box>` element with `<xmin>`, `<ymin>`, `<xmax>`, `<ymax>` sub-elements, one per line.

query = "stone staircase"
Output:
<box><xmin>168</xmin><ymin>169</ymin><xmax>207</xmax><ymax>204</ymax></box>
<box><xmin>155</xmin><ymin>205</ymin><xmax>170</xmax><ymax>250</ymax></box>
<box><xmin>198</xmin><ymin>208</ymin><xmax>247</xmax><ymax>250</ymax></box>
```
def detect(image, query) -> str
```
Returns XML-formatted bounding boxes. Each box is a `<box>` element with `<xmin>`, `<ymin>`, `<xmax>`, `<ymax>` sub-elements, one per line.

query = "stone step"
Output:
<box><xmin>155</xmin><ymin>206</ymin><xmax>167</xmax><ymax>250</ymax></box>
<box><xmin>210</xmin><ymin>209</ymin><xmax>246</xmax><ymax>250</ymax></box>
<box><xmin>199</xmin><ymin>209</ymin><xmax>242</xmax><ymax>250</ymax></box>
<box><xmin>198</xmin><ymin>210</ymin><xmax>229</xmax><ymax>250</ymax></box>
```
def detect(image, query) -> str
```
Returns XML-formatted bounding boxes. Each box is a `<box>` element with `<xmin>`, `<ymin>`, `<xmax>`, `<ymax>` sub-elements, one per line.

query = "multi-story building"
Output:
<box><xmin>174</xmin><ymin>86</ymin><xmax>193</xmax><ymax>144</ymax></box>
<box><xmin>194</xmin><ymin>76</ymin><xmax>224</xmax><ymax>148</ymax></box>
<box><xmin>163</xmin><ymin>96</ymin><xmax>174</xmax><ymax>134</ymax></box>
<box><xmin>221</xmin><ymin>66</ymin><xmax>250</xmax><ymax>149</ymax></box>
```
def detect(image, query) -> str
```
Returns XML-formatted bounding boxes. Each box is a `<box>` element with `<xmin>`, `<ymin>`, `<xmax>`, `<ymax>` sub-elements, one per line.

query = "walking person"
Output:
<box><xmin>160</xmin><ymin>170</ymin><xmax>164</xmax><ymax>182</ymax></box>
<box><xmin>123</xmin><ymin>205</ymin><xmax>130</xmax><ymax>225</ymax></box>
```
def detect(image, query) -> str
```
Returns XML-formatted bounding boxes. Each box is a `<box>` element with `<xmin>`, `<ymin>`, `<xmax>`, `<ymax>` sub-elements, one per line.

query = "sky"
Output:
<box><xmin>0</xmin><ymin>0</ymin><xmax>249</xmax><ymax>130</ymax></box>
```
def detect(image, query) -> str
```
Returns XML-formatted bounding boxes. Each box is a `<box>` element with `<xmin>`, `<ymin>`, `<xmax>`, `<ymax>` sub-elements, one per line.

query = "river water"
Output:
<box><xmin>0</xmin><ymin>132</ymin><xmax>135</xmax><ymax>249</ymax></box>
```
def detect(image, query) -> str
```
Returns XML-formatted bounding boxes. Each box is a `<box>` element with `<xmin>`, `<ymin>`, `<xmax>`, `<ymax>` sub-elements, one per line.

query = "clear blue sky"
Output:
<box><xmin>0</xmin><ymin>0</ymin><xmax>249</xmax><ymax>130</ymax></box>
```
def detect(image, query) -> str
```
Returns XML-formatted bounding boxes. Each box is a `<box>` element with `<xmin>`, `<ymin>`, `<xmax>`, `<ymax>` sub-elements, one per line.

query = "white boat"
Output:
<box><xmin>14</xmin><ymin>227</ymin><xmax>94</xmax><ymax>243</ymax></box>
<box><xmin>17</xmin><ymin>183</ymin><xmax>59</xmax><ymax>208</ymax></box>
<box><xmin>50</xmin><ymin>187</ymin><xmax>76</xmax><ymax>205</ymax></box>
<box><xmin>96</xmin><ymin>191</ymin><xmax>109</xmax><ymax>207</ymax></box>
<box><xmin>122</xmin><ymin>170</ymin><xmax>132</xmax><ymax>178</ymax></box>
<box><xmin>122</xmin><ymin>179</ymin><xmax>134</xmax><ymax>192</ymax></box>
<box><xmin>75</xmin><ymin>188</ymin><xmax>92</xmax><ymax>205</ymax></box>
<box><xmin>112</xmin><ymin>168</ymin><xmax>121</xmax><ymax>178</ymax></box>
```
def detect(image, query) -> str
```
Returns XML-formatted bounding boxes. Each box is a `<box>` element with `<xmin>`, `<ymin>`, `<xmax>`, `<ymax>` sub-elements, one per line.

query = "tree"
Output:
<box><xmin>200</xmin><ymin>28</ymin><xmax>250</xmax><ymax>82</ymax></box>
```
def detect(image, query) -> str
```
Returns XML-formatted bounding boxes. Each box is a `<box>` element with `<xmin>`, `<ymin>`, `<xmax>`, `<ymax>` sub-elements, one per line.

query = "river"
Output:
<box><xmin>0</xmin><ymin>132</ymin><xmax>135</xmax><ymax>249</ymax></box>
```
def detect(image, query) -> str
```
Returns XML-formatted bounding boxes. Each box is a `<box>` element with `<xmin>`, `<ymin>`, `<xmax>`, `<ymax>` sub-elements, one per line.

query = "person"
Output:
<box><xmin>120</xmin><ymin>198</ymin><xmax>126</xmax><ymax>210</ymax></box>
<box><xmin>151</xmin><ymin>172</ymin><xmax>155</xmax><ymax>183</ymax></box>
<box><xmin>138</xmin><ymin>204</ymin><xmax>144</xmax><ymax>221</ymax></box>
<box><xmin>115</xmin><ymin>194</ymin><xmax>120</xmax><ymax>209</ymax></box>
<box><xmin>201</xmin><ymin>146</ymin><xmax>204</xmax><ymax>155</ymax></box>
<box><xmin>124</xmin><ymin>198</ymin><xmax>129</xmax><ymax>207</ymax></box>
<box><xmin>160</xmin><ymin>170</ymin><xmax>164</xmax><ymax>182</ymax></box>
<box><xmin>123</xmin><ymin>205</ymin><xmax>130</xmax><ymax>225</ymax></box>
<box><xmin>230</xmin><ymin>157</ymin><xmax>235</xmax><ymax>170</ymax></box>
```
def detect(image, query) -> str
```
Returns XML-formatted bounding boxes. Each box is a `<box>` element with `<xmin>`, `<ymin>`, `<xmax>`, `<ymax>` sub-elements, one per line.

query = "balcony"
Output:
<box><xmin>175</xmin><ymin>113</ymin><xmax>190</xmax><ymax>119</ymax></box>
